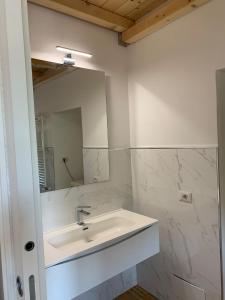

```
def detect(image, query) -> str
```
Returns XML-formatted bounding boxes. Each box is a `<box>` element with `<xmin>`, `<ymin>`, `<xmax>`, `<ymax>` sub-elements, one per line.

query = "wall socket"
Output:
<box><xmin>179</xmin><ymin>191</ymin><xmax>192</xmax><ymax>204</ymax></box>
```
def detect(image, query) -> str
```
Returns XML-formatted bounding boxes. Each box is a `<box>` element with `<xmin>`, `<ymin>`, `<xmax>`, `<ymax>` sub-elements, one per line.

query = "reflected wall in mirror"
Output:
<box><xmin>32</xmin><ymin>59</ymin><xmax>109</xmax><ymax>192</ymax></box>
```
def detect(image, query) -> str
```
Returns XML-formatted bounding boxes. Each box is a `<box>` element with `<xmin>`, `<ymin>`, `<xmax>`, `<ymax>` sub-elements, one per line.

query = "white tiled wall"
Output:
<box><xmin>131</xmin><ymin>148</ymin><xmax>221</xmax><ymax>300</ymax></box>
<box><xmin>41</xmin><ymin>149</ymin><xmax>137</xmax><ymax>299</ymax></box>
<box><xmin>41</xmin><ymin>149</ymin><xmax>132</xmax><ymax>232</ymax></box>
<box><xmin>42</xmin><ymin>148</ymin><xmax>221</xmax><ymax>300</ymax></box>
<box><xmin>73</xmin><ymin>267</ymin><xmax>137</xmax><ymax>300</ymax></box>
<box><xmin>83</xmin><ymin>149</ymin><xmax>109</xmax><ymax>185</ymax></box>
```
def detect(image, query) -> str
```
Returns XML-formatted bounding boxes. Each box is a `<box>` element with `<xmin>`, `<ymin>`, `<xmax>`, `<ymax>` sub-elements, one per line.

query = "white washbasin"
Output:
<box><xmin>44</xmin><ymin>209</ymin><xmax>158</xmax><ymax>268</ymax></box>
<box><xmin>48</xmin><ymin>216</ymin><xmax>135</xmax><ymax>249</ymax></box>
<box><xmin>45</xmin><ymin>209</ymin><xmax>159</xmax><ymax>299</ymax></box>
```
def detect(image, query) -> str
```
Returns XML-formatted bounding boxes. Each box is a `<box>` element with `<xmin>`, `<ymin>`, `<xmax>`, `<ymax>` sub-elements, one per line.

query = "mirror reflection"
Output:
<box><xmin>32</xmin><ymin>59</ymin><xmax>109</xmax><ymax>192</ymax></box>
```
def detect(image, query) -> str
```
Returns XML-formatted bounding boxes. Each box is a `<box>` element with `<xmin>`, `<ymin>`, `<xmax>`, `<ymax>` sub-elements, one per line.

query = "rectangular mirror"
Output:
<box><xmin>32</xmin><ymin>59</ymin><xmax>109</xmax><ymax>192</ymax></box>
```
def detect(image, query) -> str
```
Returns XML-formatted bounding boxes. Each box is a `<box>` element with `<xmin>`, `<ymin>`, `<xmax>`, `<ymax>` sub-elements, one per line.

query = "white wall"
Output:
<box><xmin>45</xmin><ymin>109</ymin><xmax>84</xmax><ymax>189</ymax></box>
<box><xmin>128</xmin><ymin>0</ymin><xmax>225</xmax><ymax>147</ymax></box>
<box><xmin>35</xmin><ymin>68</ymin><xmax>108</xmax><ymax>147</ymax></box>
<box><xmin>28</xmin><ymin>3</ymin><xmax>130</xmax><ymax>149</ymax></box>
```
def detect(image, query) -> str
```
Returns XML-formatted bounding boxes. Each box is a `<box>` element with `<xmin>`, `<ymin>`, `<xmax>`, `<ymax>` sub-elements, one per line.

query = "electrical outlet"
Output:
<box><xmin>93</xmin><ymin>176</ymin><xmax>99</xmax><ymax>183</ymax></box>
<box><xmin>179</xmin><ymin>191</ymin><xmax>192</xmax><ymax>204</ymax></box>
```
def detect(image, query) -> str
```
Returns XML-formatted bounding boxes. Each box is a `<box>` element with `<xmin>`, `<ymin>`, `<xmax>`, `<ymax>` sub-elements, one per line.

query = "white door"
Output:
<box><xmin>0</xmin><ymin>0</ymin><xmax>46</xmax><ymax>299</ymax></box>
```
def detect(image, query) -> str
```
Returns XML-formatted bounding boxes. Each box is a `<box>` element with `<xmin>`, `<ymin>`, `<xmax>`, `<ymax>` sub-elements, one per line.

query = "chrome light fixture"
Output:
<box><xmin>56</xmin><ymin>46</ymin><xmax>93</xmax><ymax>58</ymax></box>
<box><xmin>63</xmin><ymin>53</ymin><xmax>75</xmax><ymax>66</ymax></box>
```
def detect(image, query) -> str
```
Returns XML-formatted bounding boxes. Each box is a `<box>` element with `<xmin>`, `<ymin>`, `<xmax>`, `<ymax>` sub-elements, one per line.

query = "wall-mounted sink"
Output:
<box><xmin>44</xmin><ymin>209</ymin><xmax>159</xmax><ymax>300</ymax></box>
<box><xmin>44</xmin><ymin>209</ymin><xmax>158</xmax><ymax>267</ymax></box>
<box><xmin>48</xmin><ymin>216</ymin><xmax>135</xmax><ymax>249</ymax></box>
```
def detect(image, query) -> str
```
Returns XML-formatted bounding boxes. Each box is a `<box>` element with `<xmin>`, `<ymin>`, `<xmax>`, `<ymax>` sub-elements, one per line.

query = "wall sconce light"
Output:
<box><xmin>63</xmin><ymin>54</ymin><xmax>75</xmax><ymax>66</ymax></box>
<box><xmin>56</xmin><ymin>46</ymin><xmax>93</xmax><ymax>58</ymax></box>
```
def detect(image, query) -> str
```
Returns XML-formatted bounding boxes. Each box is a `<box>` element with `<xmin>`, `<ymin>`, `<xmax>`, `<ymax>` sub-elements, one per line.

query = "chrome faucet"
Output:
<box><xmin>76</xmin><ymin>206</ymin><xmax>91</xmax><ymax>225</ymax></box>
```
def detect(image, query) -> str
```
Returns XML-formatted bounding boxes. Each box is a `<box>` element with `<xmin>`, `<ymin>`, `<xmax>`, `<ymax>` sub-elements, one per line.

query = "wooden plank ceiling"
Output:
<box><xmin>28</xmin><ymin>0</ymin><xmax>211</xmax><ymax>44</ymax></box>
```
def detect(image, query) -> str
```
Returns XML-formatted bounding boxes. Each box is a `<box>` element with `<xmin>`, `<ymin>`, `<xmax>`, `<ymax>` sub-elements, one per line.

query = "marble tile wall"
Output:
<box><xmin>131</xmin><ymin>148</ymin><xmax>221</xmax><ymax>300</ymax></box>
<box><xmin>41</xmin><ymin>148</ymin><xmax>136</xmax><ymax>299</ymax></box>
<box><xmin>41</xmin><ymin>147</ymin><xmax>221</xmax><ymax>300</ymax></box>
<box><xmin>83</xmin><ymin>148</ymin><xmax>109</xmax><ymax>185</ymax></box>
<box><xmin>41</xmin><ymin>149</ymin><xmax>132</xmax><ymax>232</ymax></box>
<box><xmin>73</xmin><ymin>267</ymin><xmax>137</xmax><ymax>300</ymax></box>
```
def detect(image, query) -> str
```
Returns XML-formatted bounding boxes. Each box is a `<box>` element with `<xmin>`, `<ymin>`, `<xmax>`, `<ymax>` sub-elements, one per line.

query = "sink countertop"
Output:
<box><xmin>44</xmin><ymin>209</ymin><xmax>158</xmax><ymax>268</ymax></box>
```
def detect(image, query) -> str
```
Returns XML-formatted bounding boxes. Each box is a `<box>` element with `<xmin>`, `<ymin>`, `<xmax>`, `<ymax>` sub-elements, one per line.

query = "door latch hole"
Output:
<box><xmin>25</xmin><ymin>241</ymin><xmax>35</xmax><ymax>252</ymax></box>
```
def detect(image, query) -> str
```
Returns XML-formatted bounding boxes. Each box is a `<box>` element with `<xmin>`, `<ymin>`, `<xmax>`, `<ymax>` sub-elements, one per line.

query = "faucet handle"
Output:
<box><xmin>76</xmin><ymin>206</ymin><xmax>91</xmax><ymax>226</ymax></box>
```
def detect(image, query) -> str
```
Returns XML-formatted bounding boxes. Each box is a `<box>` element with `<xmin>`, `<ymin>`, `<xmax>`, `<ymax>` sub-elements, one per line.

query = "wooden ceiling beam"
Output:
<box><xmin>31</xmin><ymin>58</ymin><xmax>74</xmax><ymax>87</ymax></box>
<box><xmin>122</xmin><ymin>0</ymin><xmax>211</xmax><ymax>44</ymax></box>
<box><xmin>28</xmin><ymin>0</ymin><xmax>134</xmax><ymax>32</ymax></box>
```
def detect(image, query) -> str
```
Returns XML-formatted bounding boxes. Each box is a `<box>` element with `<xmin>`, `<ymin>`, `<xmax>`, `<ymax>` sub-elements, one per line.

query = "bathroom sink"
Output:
<box><xmin>44</xmin><ymin>209</ymin><xmax>158</xmax><ymax>267</ymax></box>
<box><xmin>48</xmin><ymin>216</ymin><xmax>135</xmax><ymax>249</ymax></box>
